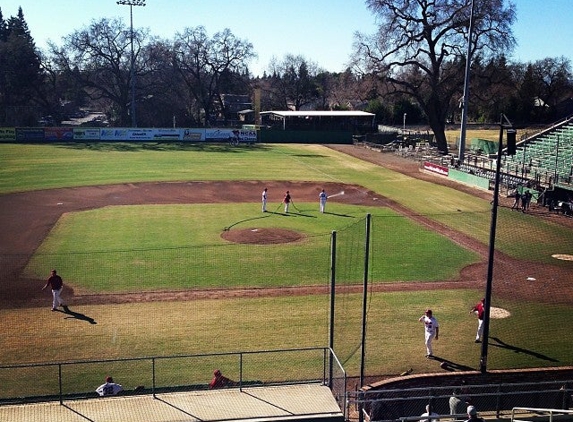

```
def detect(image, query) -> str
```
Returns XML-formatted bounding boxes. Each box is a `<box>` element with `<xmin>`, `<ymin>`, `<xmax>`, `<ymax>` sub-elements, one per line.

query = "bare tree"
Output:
<box><xmin>173</xmin><ymin>26</ymin><xmax>255</xmax><ymax>127</ymax></box>
<box><xmin>49</xmin><ymin>18</ymin><xmax>151</xmax><ymax>126</ymax></box>
<box><xmin>353</xmin><ymin>0</ymin><xmax>516</xmax><ymax>153</ymax></box>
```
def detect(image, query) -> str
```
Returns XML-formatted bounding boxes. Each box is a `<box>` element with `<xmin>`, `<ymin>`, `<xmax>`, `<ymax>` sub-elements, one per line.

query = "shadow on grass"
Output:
<box><xmin>490</xmin><ymin>337</ymin><xmax>559</xmax><ymax>363</ymax></box>
<box><xmin>52</xmin><ymin>142</ymin><xmax>271</xmax><ymax>153</ymax></box>
<box><xmin>431</xmin><ymin>355</ymin><xmax>476</xmax><ymax>372</ymax></box>
<box><xmin>57</xmin><ymin>306</ymin><xmax>97</xmax><ymax>325</ymax></box>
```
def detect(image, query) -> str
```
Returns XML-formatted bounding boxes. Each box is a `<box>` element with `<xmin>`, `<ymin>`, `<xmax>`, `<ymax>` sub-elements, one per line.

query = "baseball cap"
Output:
<box><xmin>467</xmin><ymin>405</ymin><xmax>477</xmax><ymax>416</ymax></box>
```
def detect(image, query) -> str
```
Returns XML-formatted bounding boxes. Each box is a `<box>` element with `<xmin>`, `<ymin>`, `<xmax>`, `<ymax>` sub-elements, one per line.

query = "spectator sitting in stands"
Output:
<box><xmin>464</xmin><ymin>405</ymin><xmax>485</xmax><ymax>422</ymax></box>
<box><xmin>420</xmin><ymin>404</ymin><xmax>439</xmax><ymax>422</ymax></box>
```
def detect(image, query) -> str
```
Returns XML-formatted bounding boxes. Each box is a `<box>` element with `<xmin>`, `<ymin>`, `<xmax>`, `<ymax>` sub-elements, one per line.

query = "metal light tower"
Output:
<box><xmin>117</xmin><ymin>0</ymin><xmax>146</xmax><ymax>127</ymax></box>
<box><xmin>458</xmin><ymin>0</ymin><xmax>476</xmax><ymax>163</ymax></box>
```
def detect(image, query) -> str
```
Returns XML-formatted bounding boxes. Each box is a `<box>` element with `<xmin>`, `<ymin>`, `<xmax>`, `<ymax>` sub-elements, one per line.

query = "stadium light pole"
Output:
<box><xmin>117</xmin><ymin>0</ymin><xmax>146</xmax><ymax>128</ymax></box>
<box><xmin>458</xmin><ymin>0</ymin><xmax>476</xmax><ymax>164</ymax></box>
<box><xmin>480</xmin><ymin>113</ymin><xmax>515</xmax><ymax>374</ymax></box>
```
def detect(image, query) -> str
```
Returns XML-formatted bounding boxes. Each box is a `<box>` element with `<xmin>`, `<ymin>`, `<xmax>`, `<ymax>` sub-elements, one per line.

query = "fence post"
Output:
<box><xmin>152</xmin><ymin>358</ymin><xmax>156</xmax><ymax>399</ymax></box>
<box><xmin>239</xmin><ymin>353</ymin><xmax>243</xmax><ymax>392</ymax></box>
<box><xmin>58</xmin><ymin>363</ymin><xmax>63</xmax><ymax>405</ymax></box>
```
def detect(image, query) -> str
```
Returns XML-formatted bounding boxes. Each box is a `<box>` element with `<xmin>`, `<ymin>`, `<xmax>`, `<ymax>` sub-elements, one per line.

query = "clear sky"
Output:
<box><xmin>2</xmin><ymin>0</ymin><xmax>572</xmax><ymax>77</ymax></box>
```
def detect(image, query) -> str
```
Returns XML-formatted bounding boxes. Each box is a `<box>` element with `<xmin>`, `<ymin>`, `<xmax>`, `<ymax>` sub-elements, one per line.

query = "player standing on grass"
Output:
<box><xmin>262</xmin><ymin>187</ymin><xmax>268</xmax><ymax>212</ymax></box>
<box><xmin>418</xmin><ymin>309</ymin><xmax>439</xmax><ymax>358</ymax></box>
<box><xmin>319</xmin><ymin>189</ymin><xmax>328</xmax><ymax>213</ymax></box>
<box><xmin>283</xmin><ymin>190</ymin><xmax>291</xmax><ymax>213</ymax></box>
<box><xmin>469</xmin><ymin>298</ymin><xmax>485</xmax><ymax>343</ymax></box>
<box><xmin>42</xmin><ymin>269</ymin><xmax>68</xmax><ymax>312</ymax></box>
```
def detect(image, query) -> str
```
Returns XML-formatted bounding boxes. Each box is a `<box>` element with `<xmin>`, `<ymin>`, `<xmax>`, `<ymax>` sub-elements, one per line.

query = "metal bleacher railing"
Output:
<box><xmin>347</xmin><ymin>380</ymin><xmax>573</xmax><ymax>422</ymax></box>
<box><xmin>503</xmin><ymin>120</ymin><xmax>573</xmax><ymax>188</ymax></box>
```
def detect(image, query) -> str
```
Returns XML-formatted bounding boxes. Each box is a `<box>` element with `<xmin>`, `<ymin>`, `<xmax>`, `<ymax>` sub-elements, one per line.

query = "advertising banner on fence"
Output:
<box><xmin>44</xmin><ymin>127</ymin><xmax>74</xmax><ymax>141</ymax></box>
<box><xmin>205</xmin><ymin>128</ymin><xmax>234</xmax><ymax>140</ymax></box>
<box><xmin>182</xmin><ymin>129</ymin><xmax>205</xmax><ymax>141</ymax></box>
<box><xmin>73</xmin><ymin>128</ymin><xmax>101</xmax><ymax>140</ymax></box>
<box><xmin>0</xmin><ymin>128</ymin><xmax>16</xmax><ymax>142</ymax></box>
<box><xmin>424</xmin><ymin>161</ymin><xmax>449</xmax><ymax>176</ymax></box>
<box><xmin>153</xmin><ymin>128</ymin><xmax>181</xmax><ymax>141</ymax></box>
<box><xmin>16</xmin><ymin>128</ymin><xmax>44</xmax><ymax>141</ymax></box>
<box><xmin>205</xmin><ymin>128</ymin><xmax>257</xmax><ymax>142</ymax></box>
<box><xmin>125</xmin><ymin>129</ymin><xmax>155</xmax><ymax>141</ymax></box>
<box><xmin>234</xmin><ymin>129</ymin><xmax>257</xmax><ymax>142</ymax></box>
<box><xmin>100</xmin><ymin>128</ymin><xmax>128</xmax><ymax>140</ymax></box>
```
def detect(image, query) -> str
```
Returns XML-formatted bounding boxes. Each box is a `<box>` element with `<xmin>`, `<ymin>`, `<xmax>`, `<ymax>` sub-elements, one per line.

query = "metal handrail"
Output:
<box><xmin>511</xmin><ymin>407</ymin><xmax>573</xmax><ymax>422</ymax></box>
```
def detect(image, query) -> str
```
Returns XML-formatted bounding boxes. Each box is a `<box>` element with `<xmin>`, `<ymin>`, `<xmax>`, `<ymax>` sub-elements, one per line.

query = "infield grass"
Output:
<box><xmin>23</xmin><ymin>203</ymin><xmax>479</xmax><ymax>292</ymax></box>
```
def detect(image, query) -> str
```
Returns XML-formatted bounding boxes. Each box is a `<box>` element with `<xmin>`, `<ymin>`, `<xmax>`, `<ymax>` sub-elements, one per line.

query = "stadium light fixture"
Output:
<box><xmin>117</xmin><ymin>0</ymin><xmax>146</xmax><ymax>127</ymax></box>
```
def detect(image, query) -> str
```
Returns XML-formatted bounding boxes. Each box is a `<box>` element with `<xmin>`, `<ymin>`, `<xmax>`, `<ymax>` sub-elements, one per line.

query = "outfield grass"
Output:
<box><xmin>1</xmin><ymin>289</ymin><xmax>571</xmax><ymax>396</ymax></box>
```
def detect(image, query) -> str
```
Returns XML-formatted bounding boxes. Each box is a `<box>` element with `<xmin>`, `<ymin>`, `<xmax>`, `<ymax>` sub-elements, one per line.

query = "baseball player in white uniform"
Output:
<box><xmin>418</xmin><ymin>309</ymin><xmax>439</xmax><ymax>357</ymax></box>
<box><xmin>319</xmin><ymin>189</ymin><xmax>328</xmax><ymax>213</ymax></box>
<box><xmin>96</xmin><ymin>376</ymin><xmax>124</xmax><ymax>396</ymax></box>
<box><xmin>262</xmin><ymin>188</ymin><xmax>268</xmax><ymax>212</ymax></box>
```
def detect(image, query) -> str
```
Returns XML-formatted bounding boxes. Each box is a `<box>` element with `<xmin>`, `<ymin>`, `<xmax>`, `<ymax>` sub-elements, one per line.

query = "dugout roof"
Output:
<box><xmin>260</xmin><ymin>110</ymin><xmax>375</xmax><ymax>132</ymax></box>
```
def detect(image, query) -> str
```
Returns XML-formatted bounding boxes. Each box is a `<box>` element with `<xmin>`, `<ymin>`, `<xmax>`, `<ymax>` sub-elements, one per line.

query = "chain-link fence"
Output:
<box><xmin>0</xmin><ymin>347</ymin><xmax>344</xmax><ymax>405</ymax></box>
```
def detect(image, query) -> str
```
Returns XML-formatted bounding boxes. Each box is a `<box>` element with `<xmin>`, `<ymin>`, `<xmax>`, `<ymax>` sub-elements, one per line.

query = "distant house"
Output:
<box><xmin>214</xmin><ymin>94</ymin><xmax>252</xmax><ymax>126</ymax></box>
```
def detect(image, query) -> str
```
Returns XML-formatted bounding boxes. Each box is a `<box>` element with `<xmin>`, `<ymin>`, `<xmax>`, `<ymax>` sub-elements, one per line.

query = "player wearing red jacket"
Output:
<box><xmin>470</xmin><ymin>298</ymin><xmax>485</xmax><ymax>343</ymax></box>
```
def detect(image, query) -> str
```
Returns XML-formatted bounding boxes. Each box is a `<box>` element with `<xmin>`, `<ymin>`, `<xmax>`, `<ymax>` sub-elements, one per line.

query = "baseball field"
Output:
<box><xmin>0</xmin><ymin>141</ymin><xmax>572</xmax><ymax>397</ymax></box>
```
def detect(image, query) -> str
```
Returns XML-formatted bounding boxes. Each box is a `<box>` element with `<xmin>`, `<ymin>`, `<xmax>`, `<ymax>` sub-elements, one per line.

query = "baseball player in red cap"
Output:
<box><xmin>419</xmin><ymin>309</ymin><xmax>439</xmax><ymax>358</ymax></box>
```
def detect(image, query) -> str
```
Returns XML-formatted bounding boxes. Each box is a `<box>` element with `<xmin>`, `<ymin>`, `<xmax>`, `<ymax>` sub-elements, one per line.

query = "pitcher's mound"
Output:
<box><xmin>221</xmin><ymin>228</ymin><xmax>304</xmax><ymax>244</ymax></box>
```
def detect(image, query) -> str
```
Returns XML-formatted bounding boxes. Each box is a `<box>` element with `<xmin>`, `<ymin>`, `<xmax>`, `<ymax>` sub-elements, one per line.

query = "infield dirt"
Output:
<box><xmin>1</xmin><ymin>145</ymin><xmax>572</xmax><ymax>308</ymax></box>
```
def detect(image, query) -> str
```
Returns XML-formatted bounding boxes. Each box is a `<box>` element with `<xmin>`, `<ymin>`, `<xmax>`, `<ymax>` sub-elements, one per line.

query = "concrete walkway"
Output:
<box><xmin>0</xmin><ymin>384</ymin><xmax>344</xmax><ymax>422</ymax></box>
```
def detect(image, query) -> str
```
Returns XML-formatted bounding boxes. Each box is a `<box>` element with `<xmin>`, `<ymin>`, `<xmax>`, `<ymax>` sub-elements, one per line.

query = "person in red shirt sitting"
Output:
<box><xmin>209</xmin><ymin>369</ymin><xmax>235</xmax><ymax>389</ymax></box>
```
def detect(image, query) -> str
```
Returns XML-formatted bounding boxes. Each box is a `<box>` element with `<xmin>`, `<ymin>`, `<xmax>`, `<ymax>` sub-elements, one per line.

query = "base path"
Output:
<box><xmin>1</xmin><ymin>147</ymin><xmax>571</xmax><ymax>307</ymax></box>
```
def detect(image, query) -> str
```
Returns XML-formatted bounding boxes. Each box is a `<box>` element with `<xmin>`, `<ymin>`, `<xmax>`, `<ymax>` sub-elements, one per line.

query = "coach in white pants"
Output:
<box><xmin>262</xmin><ymin>188</ymin><xmax>268</xmax><ymax>212</ymax></box>
<box><xmin>419</xmin><ymin>309</ymin><xmax>439</xmax><ymax>357</ymax></box>
<box><xmin>319</xmin><ymin>189</ymin><xmax>327</xmax><ymax>213</ymax></box>
<box><xmin>42</xmin><ymin>269</ymin><xmax>67</xmax><ymax>311</ymax></box>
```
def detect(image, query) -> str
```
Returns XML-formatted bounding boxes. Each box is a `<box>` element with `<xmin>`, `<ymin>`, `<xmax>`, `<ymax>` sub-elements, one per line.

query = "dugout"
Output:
<box><xmin>259</xmin><ymin>111</ymin><xmax>376</xmax><ymax>144</ymax></box>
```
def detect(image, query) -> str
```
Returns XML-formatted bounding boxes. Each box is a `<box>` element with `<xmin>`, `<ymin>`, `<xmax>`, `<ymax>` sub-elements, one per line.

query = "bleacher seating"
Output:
<box><xmin>503</xmin><ymin>120</ymin><xmax>573</xmax><ymax>186</ymax></box>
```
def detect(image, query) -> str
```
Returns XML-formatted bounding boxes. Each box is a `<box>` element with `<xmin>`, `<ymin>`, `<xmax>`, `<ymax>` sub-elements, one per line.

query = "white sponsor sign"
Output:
<box><xmin>153</xmin><ymin>129</ymin><xmax>181</xmax><ymax>140</ymax></box>
<box><xmin>73</xmin><ymin>128</ymin><xmax>101</xmax><ymax>140</ymax></box>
